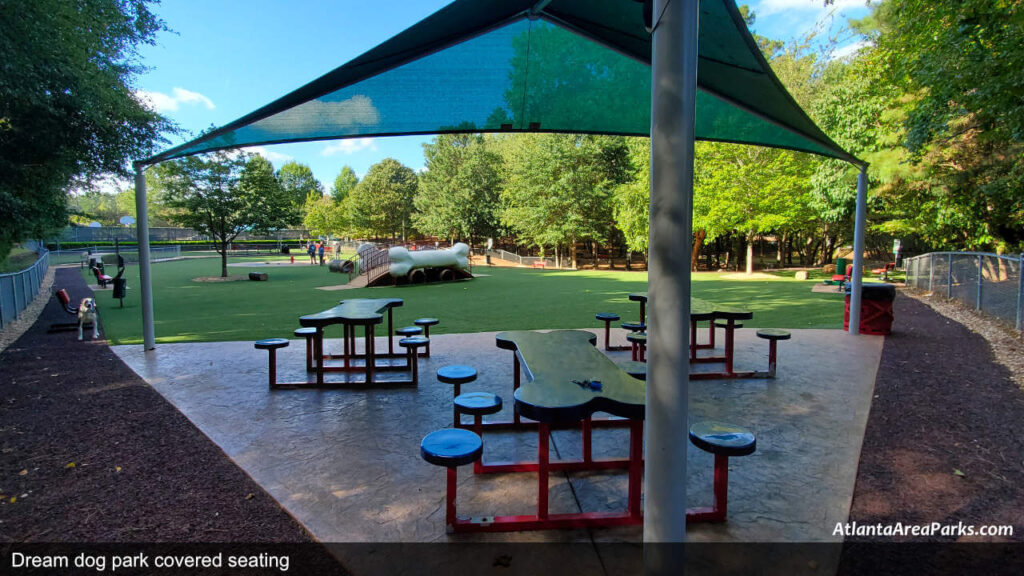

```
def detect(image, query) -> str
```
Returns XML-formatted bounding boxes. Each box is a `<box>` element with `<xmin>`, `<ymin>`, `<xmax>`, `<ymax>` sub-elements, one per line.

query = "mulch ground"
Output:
<box><xmin>0</xmin><ymin>268</ymin><xmax>345</xmax><ymax>572</ymax></box>
<box><xmin>2</xmin><ymin>272</ymin><xmax>1022</xmax><ymax>573</ymax></box>
<box><xmin>839</xmin><ymin>291</ymin><xmax>1024</xmax><ymax>574</ymax></box>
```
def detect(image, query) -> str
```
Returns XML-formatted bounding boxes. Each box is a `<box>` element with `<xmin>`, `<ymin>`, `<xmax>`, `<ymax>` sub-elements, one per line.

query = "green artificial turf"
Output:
<box><xmin>84</xmin><ymin>259</ymin><xmax>846</xmax><ymax>345</ymax></box>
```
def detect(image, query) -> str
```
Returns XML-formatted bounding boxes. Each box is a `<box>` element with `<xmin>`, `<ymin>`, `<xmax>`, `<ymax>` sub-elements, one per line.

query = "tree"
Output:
<box><xmin>331</xmin><ymin>166</ymin><xmax>359</xmax><ymax>203</ymax></box>
<box><xmin>612</xmin><ymin>138</ymin><xmax>651</xmax><ymax>256</ymax></box>
<box><xmin>158</xmin><ymin>152</ymin><xmax>281</xmax><ymax>277</ymax></box>
<box><xmin>347</xmin><ymin>158</ymin><xmax>418</xmax><ymax>240</ymax></box>
<box><xmin>499</xmin><ymin>134</ymin><xmax>628</xmax><ymax>268</ymax></box>
<box><xmin>0</xmin><ymin>0</ymin><xmax>169</xmax><ymax>256</ymax></box>
<box><xmin>276</xmin><ymin>161</ymin><xmax>323</xmax><ymax>222</ymax></box>
<box><xmin>240</xmin><ymin>155</ymin><xmax>293</xmax><ymax>233</ymax></box>
<box><xmin>861</xmin><ymin>0</ymin><xmax>1024</xmax><ymax>251</ymax></box>
<box><xmin>303</xmin><ymin>192</ymin><xmax>347</xmax><ymax>239</ymax></box>
<box><xmin>414</xmin><ymin>134</ymin><xmax>502</xmax><ymax>246</ymax></box>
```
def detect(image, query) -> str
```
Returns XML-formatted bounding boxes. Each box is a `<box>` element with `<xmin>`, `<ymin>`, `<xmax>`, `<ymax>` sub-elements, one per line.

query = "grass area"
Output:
<box><xmin>88</xmin><ymin>259</ymin><xmax>848</xmax><ymax>345</ymax></box>
<box><xmin>1</xmin><ymin>247</ymin><xmax>41</xmax><ymax>273</ymax></box>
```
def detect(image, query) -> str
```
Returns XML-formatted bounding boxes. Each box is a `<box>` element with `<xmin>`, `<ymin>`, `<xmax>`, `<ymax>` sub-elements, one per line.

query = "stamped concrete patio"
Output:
<box><xmin>113</xmin><ymin>327</ymin><xmax>882</xmax><ymax>571</ymax></box>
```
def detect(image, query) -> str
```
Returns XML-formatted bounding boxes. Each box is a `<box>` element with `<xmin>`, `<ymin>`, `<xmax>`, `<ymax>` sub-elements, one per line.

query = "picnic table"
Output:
<box><xmin>457</xmin><ymin>330</ymin><xmax>644</xmax><ymax>532</ymax></box>
<box><xmin>298</xmin><ymin>297</ymin><xmax>404</xmax><ymax>386</ymax></box>
<box><xmin>628</xmin><ymin>292</ymin><xmax>755</xmax><ymax>378</ymax></box>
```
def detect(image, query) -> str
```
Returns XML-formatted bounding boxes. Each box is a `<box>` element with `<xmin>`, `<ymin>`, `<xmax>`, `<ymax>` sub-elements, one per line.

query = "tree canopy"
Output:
<box><xmin>0</xmin><ymin>0</ymin><xmax>169</xmax><ymax>256</ymax></box>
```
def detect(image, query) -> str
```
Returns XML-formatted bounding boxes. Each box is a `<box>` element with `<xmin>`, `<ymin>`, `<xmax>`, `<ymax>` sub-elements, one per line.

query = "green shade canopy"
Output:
<box><xmin>143</xmin><ymin>0</ymin><xmax>858</xmax><ymax>165</ymax></box>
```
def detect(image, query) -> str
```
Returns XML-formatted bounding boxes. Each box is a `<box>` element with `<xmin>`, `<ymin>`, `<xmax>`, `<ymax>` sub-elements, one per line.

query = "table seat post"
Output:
<box><xmin>343</xmin><ymin>323</ymin><xmax>351</xmax><ymax>367</ymax></box>
<box><xmin>538</xmin><ymin>422</ymin><xmax>549</xmax><ymax>520</ymax></box>
<box><xmin>689</xmin><ymin>319</ymin><xmax>698</xmax><ymax>361</ymax></box>
<box><xmin>446</xmin><ymin>466</ymin><xmax>458</xmax><ymax>526</ymax></box>
<box><xmin>628</xmin><ymin>419</ymin><xmax>643</xmax><ymax>518</ymax></box>
<box><xmin>315</xmin><ymin>327</ymin><xmax>324</xmax><ymax>386</ymax></box>
<box><xmin>513</xmin><ymin>355</ymin><xmax>521</xmax><ymax>425</ymax></box>
<box><xmin>582</xmin><ymin>417</ymin><xmax>593</xmax><ymax>464</ymax></box>
<box><xmin>365</xmin><ymin>324</ymin><xmax>375</xmax><ymax>383</ymax></box>
<box><xmin>387</xmin><ymin>309</ymin><xmax>394</xmax><ymax>356</ymax></box>
<box><xmin>713</xmin><ymin>453</ymin><xmax>729</xmax><ymax>521</ymax></box>
<box><xmin>708</xmin><ymin>319</ymin><xmax>716</xmax><ymax>348</ymax></box>
<box><xmin>725</xmin><ymin>320</ymin><xmax>735</xmax><ymax>375</ymax></box>
<box><xmin>767</xmin><ymin>339</ymin><xmax>778</xmax><ymax>378</ymax></box>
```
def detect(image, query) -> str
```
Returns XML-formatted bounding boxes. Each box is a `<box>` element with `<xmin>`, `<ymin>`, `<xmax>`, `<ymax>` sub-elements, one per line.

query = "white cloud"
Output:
<box><xmin>832</xmin><ymin>39</ymin><xmax>869</xmax><ymax>60</ymax></box>
<box><xmin>755</xmin><ymin>0</ymin><xmax>869</xmax><ymax>18</ymax></box>
<box><xmin>321</xmin><ymin>138</ymin><xmax>378</xmax><ymax>156</ymax></box>
<box><xmin>242</xmin><ymin>146</ymin><xmax>294</xmax><ymax>163</ymax></box>
<box><xmin>136</xmin><ymin>87</ymin><xmax>215</xmax><ymax>112</ymax></box>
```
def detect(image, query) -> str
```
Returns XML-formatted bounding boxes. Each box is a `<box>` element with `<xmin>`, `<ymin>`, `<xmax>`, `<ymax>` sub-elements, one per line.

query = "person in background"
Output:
<box><xmin>317</xmin><ymin>241</ymin><xmax>325</xmax><ymax>266</ymax></box>
<box><xmin>308</xmin><ymin>241</ymin><xmax>316</xmax><ymax>265</ymax></box>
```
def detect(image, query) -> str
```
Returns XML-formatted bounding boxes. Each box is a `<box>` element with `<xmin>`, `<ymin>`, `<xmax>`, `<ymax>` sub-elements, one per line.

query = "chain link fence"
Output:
<box><xmin>0</xmin><ymin>250</ymin><xmax>49</xmax><ymax>329</ymax></box>
<box><xmin>905</xmin><ymin>251</ymin><xmax>1023</xmax><ymax>331</ymax></box>
<box><xmin>50</xmin><ymin>227</ymin><xmax>312</xmax><ymax>244</ymax></box>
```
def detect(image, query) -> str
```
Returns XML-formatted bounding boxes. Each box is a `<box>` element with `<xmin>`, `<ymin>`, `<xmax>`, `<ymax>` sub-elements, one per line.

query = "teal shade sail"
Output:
<box><xmin>144</xmin><ymin>0</ymin><xmax>858</xmax><ymax>165</ymax></box>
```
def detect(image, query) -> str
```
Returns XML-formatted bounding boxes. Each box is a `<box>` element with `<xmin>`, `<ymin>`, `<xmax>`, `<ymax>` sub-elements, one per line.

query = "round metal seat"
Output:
<box><xmin>454</xmin><ymin>392</ymin><xmax>503</xmax><ymax>416</ymax></box>
<box><xmin>395</xmin><ymin>326</ymin><xmax>423</xmax><ymax>337</ymax></box>
<box><xmin>420</xmin><ymin>429</ymin><xmax>483</xmax><ymax>467</ymax></box>
<box><xmin>617</xmin><ymin>360</ymin><xmax>648</xmax><ymax>381</ymax></box>
<box><xmin>437</xmin><ymin>365</ymin><xmax>477</xmax><ymax>385</ymax></box>
<box><xmin>595</xmin><ymin>312</ymin><xmax>620</xmax><ymax>322</ymax></box>
<box><xmin>713</xmin><ymin>319</ymin><xmax>742</xmax><ymax>329</ymax></box>
<box><xmin>625</xmin><ymin>332</ymin><xmax>646</xmax><ymax>344</ymax></box>
<box><xmin>254</xmin><ymin>338</ymin><xmax>289</xmax><ymax>350</ymax></box>
<box><xmin>756</xmin><ymin>328</ymin><xmax>792</xmax><ymax>341</ymax></box>
<box><xmin>293</xmin><ymin>327</ymin><xmax>316</xmax><ymax>338</ymax></box>
<box><xmin>688</xmin><ymin>421</ymin><xmax>756</xmax><ymax>457</ymax></box>
<box><xmin>621</xmin><ymin>322</ymin><xmax>646</xmax><ymax>332</ymax></box>
<box><xmin>399</xmin><ymin>336</ymin><xmax>429</xmax><ymax>348</ymax></box>
<box><xmin>414</xmin><ymin>317</ymin><xmax>440</xmax><ymax>327</ymax></box>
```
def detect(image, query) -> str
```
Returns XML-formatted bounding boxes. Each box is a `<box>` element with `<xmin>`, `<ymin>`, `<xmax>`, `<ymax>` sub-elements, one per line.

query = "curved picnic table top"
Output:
<box><xmin>627</xmin><ymin>292</ymin><xmax>751</xmax><ymax>322</ymax></box>
<box><xmin>496</xmin><ymin>330</ymin><xmax>644</xmax><ymax>424</ymax></box>
<box><xmin>299</xmin><ymin>297</ymin><xmax>403</xmax><ymax>328</ymax></box>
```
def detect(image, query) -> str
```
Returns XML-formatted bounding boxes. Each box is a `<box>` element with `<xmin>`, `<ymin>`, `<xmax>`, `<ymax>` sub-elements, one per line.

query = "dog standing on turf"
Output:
<box><xmin>78</xmin><ymin>297</ymin><xmax>98</xmax><ymax>341</ymax></box>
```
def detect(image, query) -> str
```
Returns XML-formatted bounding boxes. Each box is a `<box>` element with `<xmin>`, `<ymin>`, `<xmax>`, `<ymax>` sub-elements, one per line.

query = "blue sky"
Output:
<box><xmin>136</xmin><ymin>0</ymin><xmax>871</xmax><ymax>192</ymax></box>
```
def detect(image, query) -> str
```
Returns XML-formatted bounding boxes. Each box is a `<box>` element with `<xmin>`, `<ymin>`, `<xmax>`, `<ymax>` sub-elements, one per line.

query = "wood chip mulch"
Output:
<box><xmin>839</xmin><ymin>290</ymin><xmax>1024</xmax><ymax>574</ymax></box>
<box><xmin>0</xmin><ymin>268</ymin><xmax>346</xmax><ymax>572</ymax></box>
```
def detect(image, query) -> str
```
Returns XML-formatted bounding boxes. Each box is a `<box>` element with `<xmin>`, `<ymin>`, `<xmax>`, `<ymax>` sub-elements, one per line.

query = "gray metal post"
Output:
<box><xmin>134</xmin><ymin>164</ymin><xmax>156</xmax><ymax>350</ymax></box>
<box><xmin>644</xmin><ymin>0</ymin><xmax>696</xmax><ymax>569</ymax></box>
<box><xmin>848</xmin><ymin>167</ymin><xmax>868</xmax><ymax>335</ymax></box>
<box><xmin>947</xmin><ymin>253</ymin><xmax>953</xmax><ymax>299</ymax></box>
<box><xmin>928</xmin><ymin>256</ymin><xmax>934</xmax><ymax>292</ymax></box>
<box><xmin>1017</xmin><ymin>254</ymin><xmax>1023</xmax><ymax>331</ymax></box>
<box><xmin>976</xmin><ymin>254</ymin><xmax>983</xmax><ymax>311</ymax></box>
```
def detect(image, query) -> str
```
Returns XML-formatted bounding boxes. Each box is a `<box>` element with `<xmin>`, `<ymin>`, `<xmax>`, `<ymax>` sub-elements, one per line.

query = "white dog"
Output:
<box><xmin>78</xmin><ymin>297</ymin><xmax>99</xmax><ymax>341</ymax></box>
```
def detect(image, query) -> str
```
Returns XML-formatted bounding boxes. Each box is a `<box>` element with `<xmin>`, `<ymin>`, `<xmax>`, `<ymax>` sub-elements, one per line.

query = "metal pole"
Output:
<box><xmin>929</xmin><ymin>254</ymin><xmax>937</xmax><ymax>290</ymax></box>
<box><xmin>134</xmin><ymin>164</ymin><xmax>156</xmax><ymax>350</ymax></box>
<box><xmin>645</xmin><ymin>0</ymin><xmax>696</xmax><ymax>571</ymax></box>
<box><xmin>1017</xmin><ymin>253</ymin><xmax>1023</xmax><ymax>331</ymax></box>
<box><xmin>976</xmin><ymin>254</ymin><xmax>983</xmax><ymax>311</ymax></box>
<box><xmin>848</xmin><ymin>167</ymin><xmax>868</xmax><ymax>335</ymax></box>
<box><xmin>947</xmin><ymin>253</ymin><xmax>952</xmax><ymax>299</ymax></box>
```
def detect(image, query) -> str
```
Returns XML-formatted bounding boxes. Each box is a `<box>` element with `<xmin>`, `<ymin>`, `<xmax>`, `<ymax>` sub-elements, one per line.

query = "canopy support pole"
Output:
<box><xmin>848</xmin><ymin>167</ymin><xmax>868</xmax><ymax>335</ymax></box>
<box><xmin>134</xmin><ymin>164</ymin><xmax>156</xmax><ymax>350</ymax></box>
<box><xmin>644</xmin><ymin>0</ymin><xmax>697</xmax><ymax>572</ymax></box>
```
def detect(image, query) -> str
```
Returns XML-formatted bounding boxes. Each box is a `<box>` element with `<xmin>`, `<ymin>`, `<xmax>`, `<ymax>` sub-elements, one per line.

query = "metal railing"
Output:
<box><xmin>905</xmin><ymin>251</ymin><xmax>1024</xmax><ymax>331</ymax></box>
<box><xmin>0</xmin><ymin>250</ymin><xmax>49</xmax><ymax>329</ymax></box>
<box><xmin>486</xmin><ymin>248</ymin><xmax>554</xmax><ymax>267</ymax></box>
